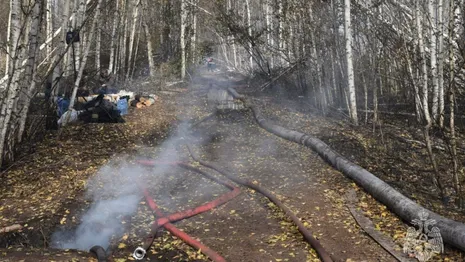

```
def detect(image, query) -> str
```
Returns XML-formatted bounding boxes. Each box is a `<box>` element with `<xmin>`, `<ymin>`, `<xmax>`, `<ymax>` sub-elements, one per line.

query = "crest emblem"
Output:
<box><xmin>403</xmin><ymin>211</ymin><xmax>443</xmax><ymax>262</ymax></box>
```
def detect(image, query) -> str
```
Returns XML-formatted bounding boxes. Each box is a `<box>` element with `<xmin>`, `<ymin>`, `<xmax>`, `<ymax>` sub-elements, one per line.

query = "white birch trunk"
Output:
<box><xmin>278</xmin><ymin>0</ymin><xmax>285</xmax><ymax>66</ymax></box>
<box><xmin>142</xmin><ymin>0</ymin><xmax>155</xmax><ymax>78</ymax></box>
<box><xmin>126</xmin><ymin>0</ymin><xmax>140</xmax><ymax>80</ymax></box>
<box><xmin>95</xmin><ymin>0</ymin><xmax>102</xmax><ymax>71</ymax></box>
<box><xmin>119</xmin><ymin>0</ymin><xmax>129</xmax><ymax>78</ymax></box>
<box><xmin>5</xmin><ymin>0</ymin><xmax>21</xmax><ymax>78</ymax></box>
<box><xmin>130</xmin><ymin>17</ymin><xmax>142</xmax><ymax>79</ymax></box>
<box><xmin>18</xmin><ymin>0</ymin><xmax>43</xmax><ymax>142</ymax></box>
<box><xmin>191</xmin><ymin>0</ymin><xmax>198</xmax><ymax>64</ymax></box>
<box><xmin>74</xmin><ymin>0</ymin><xmax>87</xmax><ymax>73</ymax></box>
<box><xmin>46</xmin><ymin>0</ymin><xmax>53</xmax><ymax>60</ymax></box>
<box><xmin>0</xmin><ymin>0</ymin><xmax>23</xmax><ymax>166</ymax></box>
<box><xmin>416</xmin><ymin>0</ymin><xmax>432</xmax><ymax>125</ymax></box>
<box><xmin>69</xmin><ymin>0</ymin><xmax>101</xmax><ymax>110</ymax></box>
<box><xmin>245</xmin><ymin>0</ymin><xmax>253</xmax><ymax>70</ymax></box>
<box><xmin>437</xmin><ymin>0</ymin><xmax>445</xmax><ymax>127</ymax></box>
<box><xmin>5</xmin><ymin>5</ymin><xmax>12</xmax><ymax>76</ymax></box>
<box><xmin>53</xmin><ymin>0</ymin><xmax>71</xmax><ymax>96</ymax></box>
<box><xmin>267</xmin><ymin>0</ymin><xmax>274</xmax><ymax>68</ymax></box>
<box><xmin>228</xmin><ymin>0</ymin><xmax>238</xmax><ymax>68</ymax></box>
<box><xmin>429</xmin><ymin>0</ymin><xmax>439</xmax><ymax>122</ymax></box>
<box><xmin>309</xmin><ymin>8</ymin><xmax>325</xmax><ymax>112</ymax></box>
<box><xmin>180</xmin><ymin>0</ymin><xmax>187</xmax><ymax>79</ymax></box>
<box><xmin>108</xmin><ymin>0</ymin><xmax>120</xmax><ymax>73</ymax></box>
<box><xmin>344</xmin><ymin>0</ymin><xmax>358</xmax><ymax>125</ymax></box>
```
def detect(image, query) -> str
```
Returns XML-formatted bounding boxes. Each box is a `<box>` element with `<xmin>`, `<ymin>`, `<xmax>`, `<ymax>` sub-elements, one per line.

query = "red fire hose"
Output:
<box><xmin>134</xmin><ymin>161</ymin><xmax>239</xmax><ymax>262</ymax></box>
<box><xmin>185</xmin><ymin>144</ymin><xmax>335</xmax><ymax>262</ymax></box>
<box><xmin>142</xmin><ymin>188</ymin><xmax>226</xmax><ymax>262</ymax></box>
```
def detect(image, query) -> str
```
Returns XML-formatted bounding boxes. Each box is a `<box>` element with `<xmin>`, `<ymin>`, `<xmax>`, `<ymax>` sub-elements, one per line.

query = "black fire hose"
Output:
<box><xmin>90</xmin><ymin>245</ymin><xmax>108</xmax><ymax>262</ymax></box>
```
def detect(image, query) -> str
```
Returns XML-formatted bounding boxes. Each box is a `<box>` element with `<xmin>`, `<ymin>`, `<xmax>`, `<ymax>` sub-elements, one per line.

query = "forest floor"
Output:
<box><xmin>0</xmin><ymin>69</ymin><xmax>464</xmax><ymax>262</ymax></box>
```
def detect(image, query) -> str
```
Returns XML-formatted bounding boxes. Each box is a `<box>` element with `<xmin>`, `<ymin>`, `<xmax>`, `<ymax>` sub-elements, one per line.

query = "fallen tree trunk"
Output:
<box><xmin>228</xmin><ymin>88</ymin><xmax>465</xmax><ymax>252</ymax></box>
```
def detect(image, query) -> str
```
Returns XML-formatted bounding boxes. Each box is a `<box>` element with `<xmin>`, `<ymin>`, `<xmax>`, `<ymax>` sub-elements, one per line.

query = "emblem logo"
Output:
<box><xmin>403</xmin><ymin>211</ymin><xmax>443</xmax><ymax>262</ymax></box>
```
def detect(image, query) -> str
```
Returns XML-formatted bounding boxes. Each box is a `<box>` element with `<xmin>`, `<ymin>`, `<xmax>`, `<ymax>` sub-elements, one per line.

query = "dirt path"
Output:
<box><xmin>1</xmin><ymin>71</ymin><xmax>424</xmax><ymax>262</ymax></box>
<box><xmin>155</xmin><ymin>71</ymin><xmax>396</xmax><ymax>262</ymax></box>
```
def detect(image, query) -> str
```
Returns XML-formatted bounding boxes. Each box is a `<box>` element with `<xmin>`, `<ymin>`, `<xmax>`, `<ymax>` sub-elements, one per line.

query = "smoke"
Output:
<box><xmin>51</xmin><ymin>194</ymin><xmax>140</xmax><ymax>251</ymax></box>
<box><xmin>51</xmin><ymin>122</ymin><xmax>193</xmax><ymax>252</ymax></box>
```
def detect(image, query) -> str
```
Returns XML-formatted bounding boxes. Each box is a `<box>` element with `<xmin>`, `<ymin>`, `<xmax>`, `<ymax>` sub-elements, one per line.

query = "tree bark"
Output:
<box><xmin>180</xmin><ymin>0</ymin><xmax>187</xmax><ymax>79</ymax></box>
<box><xmin>416</xmin><ymin>0</ymin><xmax>432</xmax><ymax>125</ymax></box>
<box><xmin>46</xmin><ymin>0</ymin><xmax>53</xmax><ymax>61</ymax></box>
<box><xmin>245</xmin><ymin>0</ymin><xmax>253</xmax><ymax>70</ymax></box>
<box><xmin>69</xmin><ymin>0</ymin><xmax>101</xmax><ymax>110</ymax></box>
<box><xmin>141</xmin><ymin>0</ymin><xmax>155</xmax><ymax>78</ymax></box>
<box><xmin>108</xmin><ymin>0</ymin><xmax>120</xmax><ymax>73</ymax></box>
<box><xmin>18</xmin><ymin>0</ymin><xmax>44</xmax><ymax>143</ymax></box>
<box><xmin>437</xmin><ymin>0</ymin><xmax>445</xmax><ymax>127</ymax></box>
<box><xmin>344</xmin><ymin>0</ymin><xmax>358</xmax><ymax>125</ymax></box>
<box><xmin>0</xmin><ymin>0</ymin><xmax>22</xmax><ymax>166</ymax></box>
<box><xmin>126</xmin><ymin>0</ymin><xmax>140</xmax><ymax>80</ymax></box>
<box><xmin>429</xmin><ymin>0</ymin><xmax>439</xmax><ymax>123</ymax></box>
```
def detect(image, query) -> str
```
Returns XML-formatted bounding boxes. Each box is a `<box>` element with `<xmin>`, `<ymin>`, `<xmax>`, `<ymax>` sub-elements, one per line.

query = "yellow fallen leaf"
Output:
<box><xmin>118</xmin><ymin>243</ymin><xmax>126</xmax><ymax>249</ymax></box>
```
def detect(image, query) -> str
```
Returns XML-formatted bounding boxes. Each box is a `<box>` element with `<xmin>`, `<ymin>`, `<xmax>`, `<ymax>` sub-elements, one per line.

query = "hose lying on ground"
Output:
<box><xmin>140</xmin><ymin>188</ymin><xmax>227</xmax><ymax>262</ymax></box>
<box><xmin>134</xmin><ymin>161</ymin><xmax>240</xmax><ymax>261</ymax></box>
<box><xmin>185</xmin><ymin>144</ymin><xmax>334</xmax><ymax>262</ymax></box>
<box><xmin>89</xmin><ymin>245</ymin><xmax>107</xmax><ymax>262</ymax></box>
<box><xmin>227</xmin><ymin>87</ymin><xmax>465</xmax><ymax>252</ymax></box>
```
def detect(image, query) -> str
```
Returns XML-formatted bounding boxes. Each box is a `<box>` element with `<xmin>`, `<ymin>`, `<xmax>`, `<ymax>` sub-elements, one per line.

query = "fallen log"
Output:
<box><xmin>228</xmin><ymin>88</ymin><xmax>465</xmax><ymax>252</ymax></box>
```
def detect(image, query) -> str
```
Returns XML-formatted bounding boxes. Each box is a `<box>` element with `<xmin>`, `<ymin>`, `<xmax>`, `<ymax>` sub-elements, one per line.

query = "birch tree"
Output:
<box><xmin>180</xmin><ymin>0</ymin><xmax>187</xmax><ymax>79</ymax></box>
<box><xmin>126</xmin><ymin>0</ymin><xmax>141</xmax><ymax>80</ymax></box>
<box><xmin>69</xmin><ymin>0</ymin><xmax>101</xmax><ymax>109</ymax></box>
<box><xmin>141</xmin><ymin>0</ymin><xmax>155</xmax><ymax>77</ymax></box>
<box><xmin>108</xmin><ymin>0</ymin><xmax>120</xmax><ymax>73</ymax></box>
<box><xmin>429</xmin><ymin>0</ymin><xmax>439</xmax><ymax>123</ymax></box>
<box><xmin>344</xmin><ymin>0</ymin><xmax>358</xmax><ymax>125</ymax></box>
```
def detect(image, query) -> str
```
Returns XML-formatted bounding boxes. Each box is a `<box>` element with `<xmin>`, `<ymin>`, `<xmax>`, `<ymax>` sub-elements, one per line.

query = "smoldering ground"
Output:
<box><xmin>49</xmin><ymin>119</ymin><xmax>230</xmax><ymax>252</ymax></box>
<box><xmin>50</xmin><ymin>122</ymin><xmax>191</xmax><ymax>251</ymax></box>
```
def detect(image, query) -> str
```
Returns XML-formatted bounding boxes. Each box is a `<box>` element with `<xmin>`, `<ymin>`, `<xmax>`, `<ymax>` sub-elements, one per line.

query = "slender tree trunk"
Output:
<box><xmin>95</xmin><ymin>0</ymin><xmax>102</xmax><ymax>71</ymax></box>
<box><xmin>74</xmin><ymin>0</ymin><xmax>87</xmax><ymax>73</ymax></box>
<box><xmin>108</xmin><ymin>0</ymin><xmax>120</xmax><ymax>73</ymax></box>
<box><xmin>180</xmin><ymin>0</ymin><xmax>187</xmax><ymax>79</ymax></box>
<box><xmin>227</xmin><ymin>0</ymin><xmax>238</xmax><ymax>68</ymax></box>
<box><xmin>130</xmin><ymin>17</ymin><xmax>142</xmax><ymax>79</ymax></box>
<box><xmin>191</xmin><ymin>0</ymin><xmax>198</xmax><ymax>64</ymax></box>
<box><xmin>142</xmin><ymin>0</ymin><xmax>155</xmax><ymax>78</ymax></box>
<box><xmin>344</xmin><ymin>0</ymin><xmax>358</xmax><ymax>125</ymax></box>
<box><xmin>0</xmin><ymin>0</ymin><xmax>24</xmax><ymax>166</ymax></box>
<box><xmin>245</xmin><ymin>0</ymin><xmax>253</xmax><ymax>70</ymax></box>
<box><xmin>5</xmin><ymin>0</ymin><xmax>21</xmax><ymax>79</ymax></box>
<box><xmin>69</xmin><ymin>0</ymin><xmax>101</xmax><ymax>110</ymax></box>
<box><xmin>309</xmin><ymin>8</ymin><xmax>325</xmax><ymax>113</ymax></box>
<box><xmin>429</xmin><ymin>0</ymin><xmax>439</xmax><ymax>123</ymax></box>
<box><xmin>53</xmin><ymin>0</ymin><xmax>71</xmax><ymax>96</ymax></box>
<box><xmin>126</xmin><ymin>0</ymin><xmax>140</xmax><ymax>80</ymax></box>
<box><xmin>120</xmin><ymin>0</ymin><xmax>129</xmax><ymax>79</ymax></box>
<box><xmin>46</xmin><ymin>0</ymin><xmax>53</xmax><ymax>60</ymax></box>
<box><xmin>18</xmin><ymin>0</ymin><xmax>44</xmax><ymax>142</ymax></box>
<box><xmin>416</xmin><ymin>0</ymin><xmax>432</xmax><ymax>125</ymax></box>
<box><xmin>449</xmin><ymin>0</ymin><xmax>462</xmax><ymax>206</ymax></box>
<box><xmin>437</xmin><ymin>0</ymin><xmax>445</xmax><ymax>127</ymax></box>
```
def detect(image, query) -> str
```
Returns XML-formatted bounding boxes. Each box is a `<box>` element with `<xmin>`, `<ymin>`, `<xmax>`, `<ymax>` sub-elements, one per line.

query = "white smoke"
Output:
<box><xmin>51</xmin><ymin>122</ymin><xmax>193</xmax><ymax>251</ymax></box>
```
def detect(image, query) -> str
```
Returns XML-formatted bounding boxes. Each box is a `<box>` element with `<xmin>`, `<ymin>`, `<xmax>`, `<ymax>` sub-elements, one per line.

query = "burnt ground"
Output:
<box><xmin>0</xmin><ymin>69</ymin><xmax>464</xmax><ymax>261</ymax></box>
